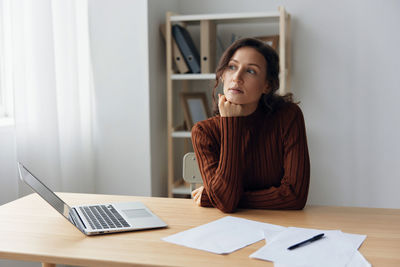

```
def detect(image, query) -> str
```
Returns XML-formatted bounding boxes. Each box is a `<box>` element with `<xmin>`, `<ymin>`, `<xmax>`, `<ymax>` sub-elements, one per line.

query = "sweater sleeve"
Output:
<box><xmin>239</xmin><ymin>106</ymin><xmax>310</xmax><ymax>210</ymax></box>
<box><xmin>191</xmin><ymin>117</ymin><xmax>247</xmax><ymax>213</ymax></box>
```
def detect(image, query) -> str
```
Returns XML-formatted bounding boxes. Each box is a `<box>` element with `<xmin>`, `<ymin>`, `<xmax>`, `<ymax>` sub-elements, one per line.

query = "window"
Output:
<box><xmin>0</xmin><ymin>57</ymin><xmax>14</xmax><ymax>120</ymax></box>
<box><xmin>0</xmin><ymin>0</ymin><xmax>14</xmax><ymax>121</ymax></box>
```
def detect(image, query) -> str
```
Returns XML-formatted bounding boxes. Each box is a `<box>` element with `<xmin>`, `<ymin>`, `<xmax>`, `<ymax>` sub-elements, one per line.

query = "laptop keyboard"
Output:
<box><xmin>79</xmin><ymin>205</ymin><xmax>130</xmax><ymax>230</ymax></box>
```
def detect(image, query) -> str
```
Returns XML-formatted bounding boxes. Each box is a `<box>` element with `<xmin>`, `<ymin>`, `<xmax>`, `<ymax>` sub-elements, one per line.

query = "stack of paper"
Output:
<box><xmin>250</xmin><ymin>227</ymin><xmax>370</xmax><ymax>267</ymax></box>
<box><xmin>162</xmin><ymin>216</ymin><xmax>285</xmax><ymax>254</ymax></box>
<box><xmin>162</xmin><ymin>216</ymin><xmax>371</xmax><ymax>266</ymax></box>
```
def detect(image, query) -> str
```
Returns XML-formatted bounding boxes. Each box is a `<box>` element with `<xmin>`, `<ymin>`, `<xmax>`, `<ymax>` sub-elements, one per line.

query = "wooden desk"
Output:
<box><xmin>0</xmin><ymin>193</ymin><xmax>399</xmax><ymax>267</ymax></box>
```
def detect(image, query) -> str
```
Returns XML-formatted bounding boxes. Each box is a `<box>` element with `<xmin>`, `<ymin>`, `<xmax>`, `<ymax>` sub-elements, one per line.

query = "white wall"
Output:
<box><xmin>177</xmin><ymin>0</ymin><xmax>400</xmax><ymax>208</ymax></box>
<box><xmin>89</xmin><ymin>0</ymin><xmax>153</xmax><ymax>196</ymax></box>
<box><xmin>88</xmin><ymin>0</ymin><xmax>179</xmax><ymax>197</ymax></box>
<box><xmin>147</xmin><ymin>0</ymin><xmax>179</xmax><ymax>196</ymax></box>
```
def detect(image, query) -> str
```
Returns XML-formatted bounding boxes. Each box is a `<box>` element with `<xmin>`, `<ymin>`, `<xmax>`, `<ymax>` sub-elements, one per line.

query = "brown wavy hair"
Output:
<box><xmin>212</xmin><ymin>37</ymin><xmax>292</xmax><ymax>115</ymax></box>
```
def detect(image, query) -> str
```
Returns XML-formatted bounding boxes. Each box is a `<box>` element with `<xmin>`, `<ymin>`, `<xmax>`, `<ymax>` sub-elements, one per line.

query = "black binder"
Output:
<box><xmin>172</xmin><ymin>25</ymin><xmax>201</xmax><ymax>73</ymax></box>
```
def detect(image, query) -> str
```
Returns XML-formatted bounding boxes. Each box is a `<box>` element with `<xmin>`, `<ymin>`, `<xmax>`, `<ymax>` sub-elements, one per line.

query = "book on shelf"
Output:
<box><xmin>172</xmin><ymin>24</ymin><xmax>201</xmax><ymax>74</ymax></box>
<box><xmin>173</xmin><ymin>43</ymin><xmax>190</xmax><ymax>73</ymax></box>
<box><xmin>159</xmin><ymin>24</ymin><xmax>190</xmax><ymax>74</ymax></box>
<box><xmin>200</xmin><ymin>20</ymin><xmax>216</xmax><ymax>74</ymax></box>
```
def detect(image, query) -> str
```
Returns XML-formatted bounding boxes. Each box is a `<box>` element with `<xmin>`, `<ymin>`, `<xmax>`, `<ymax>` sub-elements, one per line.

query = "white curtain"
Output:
<box><xmin>7</xmin><ymin>0</ymin><xmax>95</xmax><ymax>194</ymax></box>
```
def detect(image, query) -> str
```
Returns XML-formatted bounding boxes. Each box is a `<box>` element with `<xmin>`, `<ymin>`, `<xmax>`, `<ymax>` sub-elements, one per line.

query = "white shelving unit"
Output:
<box><xmin>171</xmin><ymin>131</ymin><xmax>191</xmax><ymax>138</ymax></box>
<box><xmin>165</xmin><ymin>7</ymin><xmax>291</xmax><ymax>197</ymax></box>
<box><xmin>171</xmin><ymin>73</ymin><xmax>216</xmax><ymax>80</ymax></box>
<box><xmin>170</xmin><ymin>12</ymin><xmax>280</xmax><ymax>23</ymax></box>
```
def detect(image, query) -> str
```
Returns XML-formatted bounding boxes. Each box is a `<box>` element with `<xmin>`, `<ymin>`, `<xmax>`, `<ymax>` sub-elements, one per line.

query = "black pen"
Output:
<box><xmin>287</xmin><ymin>233</ymin><xmax>325</xmax><ymax>250</ymax></box>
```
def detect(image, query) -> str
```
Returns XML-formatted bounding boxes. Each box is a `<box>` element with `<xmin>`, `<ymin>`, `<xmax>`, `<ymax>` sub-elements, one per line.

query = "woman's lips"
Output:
<box><xmin>229</xmin><ymin>88</ymin><xmax>243</xmax><ymax>94</ymax></box>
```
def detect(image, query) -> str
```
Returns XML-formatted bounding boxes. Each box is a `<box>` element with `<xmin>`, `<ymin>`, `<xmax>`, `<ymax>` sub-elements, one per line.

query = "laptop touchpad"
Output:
<box><xmin>122</xmin><ymin>209</ymin><xmax>152</xmax><ymax>218</ymax></box>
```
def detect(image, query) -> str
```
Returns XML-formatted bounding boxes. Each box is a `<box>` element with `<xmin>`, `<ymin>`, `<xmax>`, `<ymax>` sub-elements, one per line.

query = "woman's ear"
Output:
<box><xmin>263</xmin><ymin>83</ymin><xmax>270</xmax><ymax>94</ymax></box>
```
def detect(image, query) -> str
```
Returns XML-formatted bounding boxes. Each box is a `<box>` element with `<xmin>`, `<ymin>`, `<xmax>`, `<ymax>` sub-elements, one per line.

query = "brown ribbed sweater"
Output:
<box><xmin>191</xmin><ymin>102</ymin><xmax>310</xmax><ymax>213</ymax></box>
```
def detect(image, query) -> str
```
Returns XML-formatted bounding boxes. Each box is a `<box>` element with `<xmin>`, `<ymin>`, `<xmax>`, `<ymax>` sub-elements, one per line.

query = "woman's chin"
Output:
<box><xmin>225</xmin><ymin>95</ymin><xmax>242</xmax><ymax>104</ymax></box>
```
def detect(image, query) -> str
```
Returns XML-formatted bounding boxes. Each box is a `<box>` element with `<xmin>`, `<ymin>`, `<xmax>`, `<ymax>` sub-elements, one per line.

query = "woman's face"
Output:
<box><xmin>222</xmin><ymin>47</ymin><xmax>269</xmax><ymax>107</ymax></box>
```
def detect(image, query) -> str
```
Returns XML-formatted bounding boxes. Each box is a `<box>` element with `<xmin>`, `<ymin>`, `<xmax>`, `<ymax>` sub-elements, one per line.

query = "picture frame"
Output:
<box><xmin>254</xmin><ymin>35</ymin><xmax>279</xmax><ymax>51</ymax></box>
<box><xmin>180</xmin><ymin>92</ymin><xmax>210</xmax><ymax>129</ymax></box>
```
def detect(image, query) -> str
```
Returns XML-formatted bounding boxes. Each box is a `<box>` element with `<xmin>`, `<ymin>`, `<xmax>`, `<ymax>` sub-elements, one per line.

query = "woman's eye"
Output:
<box><xmin>247</xmin><ymin>69</ymin><xmax>256</xmax><ymax>74</ymax></box>
<box><xmin>228</xmin><ymin>65</ymin><xmax>236</xmax><ymax>70</ymax></box>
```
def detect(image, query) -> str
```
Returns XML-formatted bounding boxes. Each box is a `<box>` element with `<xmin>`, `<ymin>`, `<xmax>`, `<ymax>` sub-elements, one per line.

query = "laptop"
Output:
<box><xmin>18</xmin><ymin>162</ymin><xmax>167</xmax><ymax>236</ymax></box>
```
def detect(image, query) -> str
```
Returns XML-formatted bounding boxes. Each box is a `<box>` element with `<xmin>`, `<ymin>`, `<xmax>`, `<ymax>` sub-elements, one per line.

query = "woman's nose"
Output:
<box><xmin>232</xmin><ymin>69</ymin><xmax>244</xmax><ymax>83</ymax></box>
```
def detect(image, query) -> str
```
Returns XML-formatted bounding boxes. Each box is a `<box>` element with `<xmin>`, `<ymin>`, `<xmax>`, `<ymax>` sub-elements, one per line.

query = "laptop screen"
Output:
<box><xmin>18</xmin><ymin>163</ymin><xmax>71</xmax><ymax>220</ymax></box>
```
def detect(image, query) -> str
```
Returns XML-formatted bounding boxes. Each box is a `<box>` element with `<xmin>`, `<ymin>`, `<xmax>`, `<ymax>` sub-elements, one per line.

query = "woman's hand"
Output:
<box><xmin>218</xmin><ymin>94</ymin><xmax>254</xmax><ymax>117</ymax></box>
<box><xmin>191</xmin><ymin>186</ymin><xmax>204</xmax><ymax>206</ymax></box>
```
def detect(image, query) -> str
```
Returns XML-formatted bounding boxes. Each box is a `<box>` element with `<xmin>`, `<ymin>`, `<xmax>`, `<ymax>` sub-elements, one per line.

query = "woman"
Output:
<box><xmin>191</xmin><ymin>38</ymin><xmax>310</xmax><ymax>213</ymax></box>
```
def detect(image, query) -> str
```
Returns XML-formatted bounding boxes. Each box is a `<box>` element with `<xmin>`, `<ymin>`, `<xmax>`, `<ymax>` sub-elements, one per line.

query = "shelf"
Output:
<box><xmin>166</xmin><ymin>7</ymin><xmax>291</xmax><ymax>198</ymax></box>
<box><xmin>172</xmin><ymin>131</ymin><xmax>191</xmax><ymax>138</ymax></box>
<box><xmin>171</xmin><ymin>73</ymin><xmax>216</xmax><ymax>80</ymax></box>
<box><xmin>170</xmin><ymin>12</ymin><xmax>280</xmax><ymax>24</ymax></box>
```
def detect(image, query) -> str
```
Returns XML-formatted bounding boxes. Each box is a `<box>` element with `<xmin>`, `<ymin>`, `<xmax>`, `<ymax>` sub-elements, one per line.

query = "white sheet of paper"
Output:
<box><xmin>273</xmin><ymin>251</ymin><xmax>371</xmax><ymax>267</ymax></box>
<box><xmin>345</xmin><ymin>251</ymin><xmax>371</xmax><ymax>267</ymax></box>
<box><xmin>162</xmin><ymin>216</ymin><xmax>285</xmax><ymax>254</ymax></box>
<box><xmin>250</xmin><ymin>227</ymin><xmax>367</xmax><ymax>267</ymax></box>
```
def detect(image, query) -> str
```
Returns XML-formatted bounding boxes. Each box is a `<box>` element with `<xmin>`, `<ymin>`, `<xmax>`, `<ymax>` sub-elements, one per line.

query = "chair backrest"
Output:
<box><xmin>182</xmin><ymin>152</ymin><xmax>203</xmax><ymax>192</ymax></box>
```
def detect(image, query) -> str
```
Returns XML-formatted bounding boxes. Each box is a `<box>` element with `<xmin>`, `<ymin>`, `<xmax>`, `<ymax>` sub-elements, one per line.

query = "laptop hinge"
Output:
<box><xmin>70</xmin><ymin>208</ymin><xmax>87</xmax><ymax>230</ymax></box>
